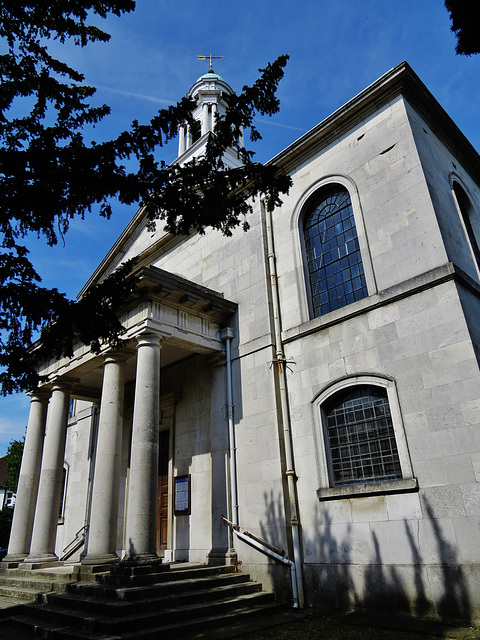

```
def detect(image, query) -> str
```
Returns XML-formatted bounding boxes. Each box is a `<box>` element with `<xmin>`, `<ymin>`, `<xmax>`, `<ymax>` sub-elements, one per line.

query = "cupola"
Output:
<box><xmin>177</xmin><ymin>65</ymin><xmax>244</xmax><ymax>167</ymax></box>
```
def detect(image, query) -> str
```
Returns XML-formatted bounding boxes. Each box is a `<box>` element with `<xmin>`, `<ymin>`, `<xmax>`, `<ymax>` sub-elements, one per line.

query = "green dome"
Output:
<box><xmin>196</xmin><ymin>71</ymin><xmax>225</xmax><ymax>83</ymax></box>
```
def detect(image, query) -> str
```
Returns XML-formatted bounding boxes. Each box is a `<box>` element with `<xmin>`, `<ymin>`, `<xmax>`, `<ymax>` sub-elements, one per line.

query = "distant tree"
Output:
<box><xmin>445</xmin><ymin>0</ymin><xmax>480</xmax><ymax>55</ymax></box>
<box><xmin>0</xmin><ymin>439</ymin><xmax>23</xmax><ymax>554</ymax></box>
<box><xmin>4</xmin><ymin>439</ymin><xmax>24</xmax><ymax>493</ymax></box>
<box><xmin>0</xmin><ymin>2</ymin><xmax>291</xmax><ymax>395</ymax></box>
<box><xmin>0</xmin><ymin>507</ymin><xmax>13</xmax><ymax>551</ymax></box>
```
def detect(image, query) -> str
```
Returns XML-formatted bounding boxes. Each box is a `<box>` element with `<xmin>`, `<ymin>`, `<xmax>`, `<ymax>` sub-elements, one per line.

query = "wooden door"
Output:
<box><xmin>157</xmin><ymin>429</ymin><xmax>170</xmax><ymax>554</ymax></box>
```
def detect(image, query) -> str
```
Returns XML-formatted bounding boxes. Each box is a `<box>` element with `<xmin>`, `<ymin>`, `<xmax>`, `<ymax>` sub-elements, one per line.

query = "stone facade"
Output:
<box><xmin>6</xmin><ymin>62</ymin><xmax>480</xmax><ymax>623</ymax></box>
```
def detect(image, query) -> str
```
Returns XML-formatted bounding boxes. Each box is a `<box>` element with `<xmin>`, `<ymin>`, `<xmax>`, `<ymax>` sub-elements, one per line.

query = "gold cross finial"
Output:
<box><xmin>197</xmin><ymin>53</ymin><xmax>226</xmax><ymax>73</ymax></box>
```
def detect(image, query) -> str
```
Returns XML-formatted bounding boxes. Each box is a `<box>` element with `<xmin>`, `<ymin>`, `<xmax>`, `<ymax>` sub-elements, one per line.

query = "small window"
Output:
<box><xmin>303</xmin><ymin>185</ymin><xmax>368</xmax><ymax>317</ymax></box>
<box><xmin>68</xmin><ymin>398</ymin><xmax>76</xmax><ymax>419</ymax></box>
<box><xmin>191</xmin><ymin>120</ymin><xmax>202</xmax><ymax>144</ymax></box>
<box><xmin>323</xmin><ymin>385</ymin><xmax>402</xmax><ymax>486</ymax></box>
<box><xmin>453</xmin><ymin>182</ymin><xmax>480</xmax><ymax>270</ymax></box>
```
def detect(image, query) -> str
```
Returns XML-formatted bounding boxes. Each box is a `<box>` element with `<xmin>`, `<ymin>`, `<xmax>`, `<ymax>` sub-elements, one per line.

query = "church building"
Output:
<box><xmin>5</xmin><ymin>61</ymin><xmax>480</xmax><ymax>622</ymax></box>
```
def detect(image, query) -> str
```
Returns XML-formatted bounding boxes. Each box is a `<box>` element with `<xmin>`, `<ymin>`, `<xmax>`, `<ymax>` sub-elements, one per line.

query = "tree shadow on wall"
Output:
<box><xmin>422</xmin><ymin>500</ymin><xmax>470</xmax><ymax>622</ymax></box>
<box><xmin>259</xmin><ymin>491</ymin><xmax>472</xmax><ymax>626</ymax></box>
<box><xmin>256</xmin><ymin>490</ymin><xmax>293</xmax><ymax>602</ymax></box>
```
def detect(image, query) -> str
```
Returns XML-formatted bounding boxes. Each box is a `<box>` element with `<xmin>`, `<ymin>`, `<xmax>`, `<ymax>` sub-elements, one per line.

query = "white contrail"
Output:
<box><xmin>93</xmin><ymin>86</ymin><xmax>308</xmax><ymax>131</ymax></box>
<box><xmin>93</xmin><ymin>84</ymin><xmax>175</xmax><ymax>105</ymax></box>
<box><xmin>255</xmin><ymin>117</ymin><xmax>307</xmax><ymax>132</ymax></box>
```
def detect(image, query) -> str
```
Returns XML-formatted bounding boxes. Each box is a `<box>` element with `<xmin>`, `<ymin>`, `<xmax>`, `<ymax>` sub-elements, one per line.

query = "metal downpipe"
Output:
<box><xmin>221</xmin><ymin>328</ymin><xmax>238</xmax><ymax>527</ymax></box>
<box><xmin>264</xmin><ymin>202</ymin><xmax>305</xmax><ymax>608</ymax></box>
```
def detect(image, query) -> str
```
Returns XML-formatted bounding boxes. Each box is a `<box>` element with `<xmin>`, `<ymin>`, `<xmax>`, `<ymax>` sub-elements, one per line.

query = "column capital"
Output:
<box><xmin>103</xmin><ymin>350</ymin><xmax>128</xmax><ymax>366</ymax></box>
<box><xmin>26</xmin><ymin>389</ymin><xmax>51</xmax><ymax>403</ymax></box>
<box><xmin>135</xmin><ymin>333</ymin><xmax>166</xmax><ymax>349</ymax></box>
<box><xmin>50</xmin><ymin>377</ymin><xmax>79</xmax><ymax>393</ymax></box>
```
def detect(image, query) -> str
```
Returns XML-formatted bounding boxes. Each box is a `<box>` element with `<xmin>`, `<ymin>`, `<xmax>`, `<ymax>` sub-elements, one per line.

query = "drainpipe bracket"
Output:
<box><xmin>220</xmin><ymin>327</ymin><xmax>235</xmax><ymax>341</ymax></box>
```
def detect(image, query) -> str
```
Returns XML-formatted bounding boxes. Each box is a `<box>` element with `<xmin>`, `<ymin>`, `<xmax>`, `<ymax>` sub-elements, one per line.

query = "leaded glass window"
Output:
<box><xmin>324</xmin><ymin>386</ymin><xmax>402</xmax><ymax>486</ymax></box>
<box><xmin>304</xmin><ymin>186</ymin><xmax>367</xmax><ymax>317</ymax></box>
<box><xmin>453</xmin><ymin>182</ymin><xmax>480</xmax><ymax>270</ymax></box>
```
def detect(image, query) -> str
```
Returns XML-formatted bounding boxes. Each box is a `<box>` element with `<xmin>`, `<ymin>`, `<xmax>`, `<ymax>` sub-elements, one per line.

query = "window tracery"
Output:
<box><xmin>303</xmin><ymin>185</ymin><xmax>367</xmax><ymax>317</ymax></box>
<box><xmin>323</xmin><ymin>385</ymin><xmax>402</xmax><ymax>486</ymax></box>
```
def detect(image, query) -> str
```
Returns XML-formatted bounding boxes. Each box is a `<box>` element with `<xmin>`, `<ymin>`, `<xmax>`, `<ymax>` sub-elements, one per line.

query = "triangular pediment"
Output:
<box><xmin>78</xmin><ymin>206</ymin><xmax>182</xmax><ymax>299</ymax></box>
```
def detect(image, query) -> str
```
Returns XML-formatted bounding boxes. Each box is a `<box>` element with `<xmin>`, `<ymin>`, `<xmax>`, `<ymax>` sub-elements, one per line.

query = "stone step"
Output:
<box><xmin>11</xmin><ymin>593</ymin><xmax>279</xmax><ymax>639</ymax></box>
<box><xmin>0</xmin><ymin>576</ymin><xmax>69</xmax><ymax>592</ymax></box>
<box><xmin>10</xmin><ymin>614</ymin><xmax>121</xmax><ymax>639</ymax></box>
<box><xmin>0</xmin><ymin>584</ymin><xmax>43</xmax><ymax>602</ymax></box>
<box><xmin>108</xmin><ymin>563</ymin><xmax>171</xmax><ymax>577</ymax></box>
<box><xmin>67</xmin><ymin>570</ymin><xmax>249</xmax><ymax>601</ymax></box>
<box><xmin>98</xmin><ymin>563</ymin><xmax>233</xmax><ymax>588</ymax></box>
<box><xmin>0</xmin><ymin>568</ymin><xmax>104</xmax><ymax>602</ymax></box>
<box><xmin>0</xmin><ymin>564</ymin><xmax>229</xmax><ymax>603</ymax></box>
<box><xmin>0</xmin><ymin>572</ymin><xmax>89</xmax><ymax>602</ymax></box>
<box><xmin>4</xmin><ymin>568</ymin><xmax>80</xmax><ymax>581</ymax></box>
<box><xmin>4</xmin><ymin>564</ymin><xmax>281</xmax><ymax>639</ymax></box>
<box><xmin>1</xmin><ymin>566</ymin><xmax>112</xmax><ymax>588</ymax></box>
<box><xmin>122</xmin><ymin>602</ymin><xmax>287</xmax><ymax>640</ymax></box>
<box><xmin>44</xmin><ymin>578</ymin><xmax>260</xmax><ymax>616</ymax></box>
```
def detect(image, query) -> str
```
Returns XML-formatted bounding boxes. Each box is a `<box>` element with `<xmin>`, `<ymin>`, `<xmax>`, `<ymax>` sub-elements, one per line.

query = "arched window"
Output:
<box><xmin>190</xmin><ymin>120</ymin><xmax>202</xmax><ymax>145</ymax></box>
<box><xmin>453</xmin><ymin>182</ymin><xmax>480</xmax><ymax>270</ymax></box>
<box><xmin>303</xmin><ymin>185</ymin><xmax>368</xmax><ymax>317</ymax></box>
<box><xmin>323</xmin><ymin>385</ymin><xmax>402</xmax><ymax>486</ymax></box>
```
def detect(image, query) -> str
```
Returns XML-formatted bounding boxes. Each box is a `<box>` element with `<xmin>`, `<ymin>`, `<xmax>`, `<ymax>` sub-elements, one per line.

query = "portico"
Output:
<box><xmin>4</xmin><ymin>265</ymin><xmax>236</xmax><ymax>567</ymax></box>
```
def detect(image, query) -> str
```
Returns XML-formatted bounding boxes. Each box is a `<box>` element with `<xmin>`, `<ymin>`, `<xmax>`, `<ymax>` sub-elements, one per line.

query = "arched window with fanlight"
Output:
<box><xmin>303</xmin><ymin>185</ymin><xmax>368</xmax><ymax>318</ymax></box>
<box><xmin>453</xmin><ymin>181</ymin><xmax>480</xmax><ymax>272</ymax></box>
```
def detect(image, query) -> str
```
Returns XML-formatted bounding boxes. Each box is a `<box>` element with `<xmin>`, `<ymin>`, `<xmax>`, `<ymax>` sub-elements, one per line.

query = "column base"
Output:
<box><xmin>0</xmin><ymin>560</ymin><xmax>21</xmax><ymax>572</ymax></box>
<box><xmin>24</xmin><ymin>553</ymin><xmax>60</xmax><ymax>566</ymax></box>
<box><xmin>79</xmin><ymin>563</ymin><xmax>118</xmax><ymax>578</ymax></box>
<box><xmin>22</xmin><ymin>560</ymin><xmax>64</xmax><ymax>570</ymax></box>
<box><xmin>82</xmin><ymin>553</ymin><xmax>120</xmax><ymax>566</ymax></box>
<box><xmin>121</xmin><ymin>553</ymin><xmax>162</xmax><ymax>567</ymax></box>
<box><xmin>208</xmin><ymin>547</ymin><xmax>238</xmax><ymax>566</ymax></box>
<box><xmin>2</xmin><ymin>553</ymin><xmax>27</xmax><ymax>564</ymax></box>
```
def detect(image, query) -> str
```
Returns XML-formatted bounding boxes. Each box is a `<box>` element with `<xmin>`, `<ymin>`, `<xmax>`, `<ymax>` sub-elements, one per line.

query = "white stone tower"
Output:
<box><xmin>177</xmin><ymin>67</ymin><xmax>244</xmax><ymax>167</ymax></box>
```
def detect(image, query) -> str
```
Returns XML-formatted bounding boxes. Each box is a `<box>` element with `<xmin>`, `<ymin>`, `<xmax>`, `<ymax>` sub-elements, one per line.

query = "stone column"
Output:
<box><xmin>123</xmin><ymin>334</ymin><xmax>162</xmax><ymax>565</ymax></box>
<box><xmin>201</xmin><ymin>103</ymin><xmax>209</xmax><ymax>135</ymax></box>
<box><xmin>3</xmin><ymin>391</ymin><xmax>50</xmax><ymax>563</ymax></box>
<box><xmin>82</xmin><ymin>353</ymin><xmax>126</xmax><ymax>565</ymax></box>
<box><xmin>27</xmin><ymin>380</ymin><xmax>74</xmax><ymax>563</ymax></box>
<box><xmin>178</xmin><ymin>125</ymin><xmax>185</xmax><ymax>156</ymax></box>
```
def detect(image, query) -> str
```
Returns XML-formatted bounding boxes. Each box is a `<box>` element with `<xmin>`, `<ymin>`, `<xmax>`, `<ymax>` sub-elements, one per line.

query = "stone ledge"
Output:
<box><xmin>317</xmin><ymin>477</ymin><xmax>418</xmax><ymax>501</ymax></box>
<box><xmin>282</xmin><ymin>263</ymin><xmax>459</xmax><ymax>344</ymax></box>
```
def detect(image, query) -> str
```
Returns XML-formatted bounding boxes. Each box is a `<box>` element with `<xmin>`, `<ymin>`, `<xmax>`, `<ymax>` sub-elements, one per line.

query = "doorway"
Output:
<box><xmin>157</xmin><ymin>428</ymin><xmax>170</xmax><ymax>554</ymax></box>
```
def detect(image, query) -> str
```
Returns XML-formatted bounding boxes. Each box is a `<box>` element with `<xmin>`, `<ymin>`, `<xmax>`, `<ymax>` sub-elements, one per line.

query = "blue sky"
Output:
<box><xmin>1</xmin><ymin>0</ymin><xmax>479</xmax><ymax>455</ymax></box>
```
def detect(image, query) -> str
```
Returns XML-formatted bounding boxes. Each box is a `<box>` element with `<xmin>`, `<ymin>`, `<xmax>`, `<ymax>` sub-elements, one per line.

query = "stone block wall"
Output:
<box><xmin>54</xmin><ymin>77</ymin><xmax>480</xmax><ymax>622</ymax></box>
<box><xmin>57</xmin><ymin>401</ymin><xmax>96</xmax><ymax>561</ymax></box>
<box><xmin>267</xmin><ymin>95</ymin><xmax>480</xmax><ymax>619</ymax></box>
<box><xmin>406</xmin><ymin>101</ymin><xmax>480</xmax><ymax>285</ymax></box>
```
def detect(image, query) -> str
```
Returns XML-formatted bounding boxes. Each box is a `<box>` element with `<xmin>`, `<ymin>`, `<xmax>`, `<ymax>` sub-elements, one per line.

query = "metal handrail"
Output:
<box><xmin>61</xmin><ymin>524</ymin><xmax>88</xmax><ymax>561</ymax></box>
<box><xmin>222</xmin><ymin>516</ymin><xmax>299</xmax><ymax>608</ymax></box>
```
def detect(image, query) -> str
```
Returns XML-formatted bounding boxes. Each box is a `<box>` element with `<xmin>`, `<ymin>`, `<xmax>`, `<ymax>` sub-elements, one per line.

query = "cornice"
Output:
<box><xmin>268</xmin><ymin>61</ymin><xmax>480</xmax><ymax>183</ymax></box>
